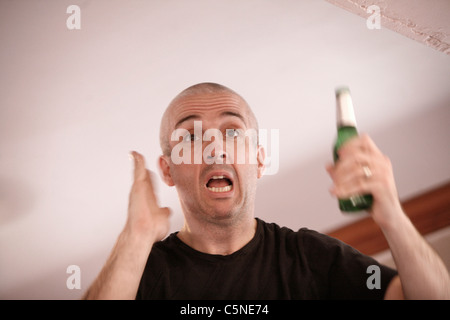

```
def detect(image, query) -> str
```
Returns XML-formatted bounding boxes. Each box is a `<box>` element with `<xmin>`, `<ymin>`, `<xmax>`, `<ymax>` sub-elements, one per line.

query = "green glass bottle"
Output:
<box><xmin>333</xmin><ymin>86</ymin><xmax>373</xmax><ymax>212</ymax></box>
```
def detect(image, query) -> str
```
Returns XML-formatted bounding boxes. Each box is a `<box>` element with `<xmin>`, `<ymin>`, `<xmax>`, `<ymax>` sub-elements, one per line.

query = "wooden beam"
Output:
<box><xmin>326</xmin><ymin>181</ymin><xmax>450</xmax><ymax>256</ymax></box>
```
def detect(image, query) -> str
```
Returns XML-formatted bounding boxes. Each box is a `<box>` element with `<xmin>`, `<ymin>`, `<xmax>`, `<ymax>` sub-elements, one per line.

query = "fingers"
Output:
<box><xmin>160</xmin><ymin>207</ymin><xmax>171</xmax><ymax>217</ymax></box>
<box><xmin>337</xmin><ymin>133</ymin><xmax>381</xmax><ymax>157</ymax></box>
<box><xmin>327</xmin><ymin>135</ymin><xmax>389</xmax><ymax>199</ymax></box>
<box><xmin>328</xmin><ymin>165</ymin><xmax>374</xmax><ymax>198</ymax></box>
<box><xmin>331</xmin><ymin>154</ymin><xmax>374</xmax><ymax>185</ymax></box>
<box><xmin>129</xmin><ymin>150</ymin><xmax>158</xmax><ymax>204</ymax></box>
<box><xmin>130</xmin><ymin>151</ymin><xmax>148</xmax><ymax>182</ymax></box>
<box><xmin>125</xmin><ymin>151</ymin><xmax>171</xmax><ymax>240</ymax></box>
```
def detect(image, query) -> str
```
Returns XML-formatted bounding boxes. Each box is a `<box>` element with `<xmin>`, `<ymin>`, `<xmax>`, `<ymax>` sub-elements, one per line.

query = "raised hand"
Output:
<box><xmin>127</xmin><ymin>151</ymin><xmax>171</xmax><ymax>243</ymax></box>
<box><xmin>82</xmin><ymin>151</ymin><xmax>171</xmax><ymax>299</ymax></box>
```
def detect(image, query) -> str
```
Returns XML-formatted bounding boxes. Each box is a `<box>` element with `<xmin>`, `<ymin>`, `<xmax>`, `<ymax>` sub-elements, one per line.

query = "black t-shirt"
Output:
<box><xmin>136</xmin><ymin>218</ymin><xmax>397</xmax><ymax>299</ymax></box>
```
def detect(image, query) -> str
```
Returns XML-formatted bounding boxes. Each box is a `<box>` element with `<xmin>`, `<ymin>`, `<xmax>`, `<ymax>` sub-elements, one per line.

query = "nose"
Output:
<box><xmin>208</xmin><ymin>150</ymin><xmax>227</xmax><ymax>159</ymax></box>
<box><xmin>206</xmin><ymin>144</ymin><xmax>229</xmax><ymax>164</ymax></box>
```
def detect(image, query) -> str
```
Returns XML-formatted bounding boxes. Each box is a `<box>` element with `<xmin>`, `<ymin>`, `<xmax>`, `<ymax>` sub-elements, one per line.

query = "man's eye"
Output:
<box><xmin>226</xmin><ymin>129</ymin><xmax>240</xmax><ymax>138</ymax></box>
<box><xmin>184</xmin><ymin>133</ymin><xmax>199</xmax><ymax>142</ymax></box>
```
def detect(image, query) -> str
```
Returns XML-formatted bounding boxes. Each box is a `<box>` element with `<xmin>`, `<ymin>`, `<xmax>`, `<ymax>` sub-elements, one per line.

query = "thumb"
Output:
<box><xmin>160</xmin><ymin>207</ymin><xmax>172</xmax><ymax>217</ymax></box>
<box><xmin>130</xmin><ymin>151</ymin><xmax>147</xmax><ymax>181</ymax></box>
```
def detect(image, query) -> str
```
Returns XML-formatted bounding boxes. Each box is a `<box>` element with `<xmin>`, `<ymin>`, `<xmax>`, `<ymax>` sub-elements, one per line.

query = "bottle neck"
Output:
<box><xmin>336</xmin><ymin>88</ymin><xmax>357</xmax><ymax>128</ymax></box>
<box><xmin>337</xmin><ymin>125</ymin><xmax>358</xmax><ymax>134</ymax></box>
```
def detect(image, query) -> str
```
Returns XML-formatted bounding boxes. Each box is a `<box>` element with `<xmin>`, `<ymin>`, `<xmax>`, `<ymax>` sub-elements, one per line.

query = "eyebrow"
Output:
<box><xmin>175</xmin><ymin>114</ymin><xmax>202</xmax><ymax>128</ymax></box>
<box><xmin>174</xmin><ymin>111</ymin><xmax>246</xmax><ymax>128</ymax></box>
<box><xmin>220</xmin><ymin>111</ymin><xmax>246</xmax><ymax>124</ymax></box>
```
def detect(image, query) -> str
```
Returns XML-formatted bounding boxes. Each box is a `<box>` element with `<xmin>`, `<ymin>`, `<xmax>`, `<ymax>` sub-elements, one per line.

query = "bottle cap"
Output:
<box><xmin>335</xmin><ymin>86</ymin><xmax>357</xmax><ymax>127</ymax></box>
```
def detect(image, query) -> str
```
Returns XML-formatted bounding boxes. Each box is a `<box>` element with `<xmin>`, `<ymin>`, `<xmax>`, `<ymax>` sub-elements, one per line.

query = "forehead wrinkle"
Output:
<box><xmin>172</xmin><ymin>107</ymin><xmax>248</xmax><ymax>131</ymax></box>
<box><xmin>171</xmin><ymin>95</ymin><xmax>243</xmax><ymax>114</ymax></box>
<box><xmin>169</xmin><ymin>94</ymin><xmax>249</xmax><ymax>130</ymax></box>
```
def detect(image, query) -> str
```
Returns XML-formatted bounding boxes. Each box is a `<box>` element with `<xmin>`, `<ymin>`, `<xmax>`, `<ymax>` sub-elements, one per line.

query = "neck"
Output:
<box><xmin>177</xmin><ymin>215</ymin><xmax>257</xmax><ymax>255</ymax></box>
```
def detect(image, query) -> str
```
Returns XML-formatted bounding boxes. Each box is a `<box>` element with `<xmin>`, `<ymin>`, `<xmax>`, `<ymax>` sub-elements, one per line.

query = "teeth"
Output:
<box><xmin>208</xmin><ymin>185</ymin><xmax>232</xmax><ymax>193</ymax></box>
<box><xmin>211</xmin><ymin>175</ymin><xmax>225</xmax><ymax>179</ymax></box>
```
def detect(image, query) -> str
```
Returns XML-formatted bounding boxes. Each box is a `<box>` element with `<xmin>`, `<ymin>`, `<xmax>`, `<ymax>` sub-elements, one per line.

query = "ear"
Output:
<box><xmin>158</xmin><ymin>155</ymin><xmax>175</xmax><ymax>186</ymax></box>
<box><xmin>256</xmin><ymin>145</ymin><xmax>266</xmax><ymax>179</ymax></box>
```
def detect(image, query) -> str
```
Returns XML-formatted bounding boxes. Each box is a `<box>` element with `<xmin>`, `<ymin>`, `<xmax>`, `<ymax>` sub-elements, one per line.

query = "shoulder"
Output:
<box><xmin>257</xmin><ymin>219</ymin><xmax>372</xmax><ymax>271</ymax></box>
<box><xmin>139</xmin><ymin>232</ymin><xmax>187</xmax><ymax>288</ymax></box>
<box><xmin>150</xmin><ymin>232</ymin><xmax>182</xmax><ymax>260</ymax></box>
<box><xmin>297</xmin><ymin>227</ymin><xmax>355</xmax><ymax>253</ymax></box>
<box><xmin>257</xmin><ymin>218</ymin><xmax>347</xmax><ymax>252</ymax></box>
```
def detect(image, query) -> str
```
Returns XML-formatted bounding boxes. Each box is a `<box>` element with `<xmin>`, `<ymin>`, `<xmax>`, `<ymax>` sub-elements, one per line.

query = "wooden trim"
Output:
<box><xmin>326</xmin><ymin>181</ymin><xmax>450</xmax><ymax>256</ymax></box>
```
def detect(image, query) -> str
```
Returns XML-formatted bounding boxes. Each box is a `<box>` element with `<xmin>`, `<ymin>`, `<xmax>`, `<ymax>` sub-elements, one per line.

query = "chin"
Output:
<box><xmin>203</xmin><ymin>206</ymin><xmax>244</xmax><ymax>225</ymax></box>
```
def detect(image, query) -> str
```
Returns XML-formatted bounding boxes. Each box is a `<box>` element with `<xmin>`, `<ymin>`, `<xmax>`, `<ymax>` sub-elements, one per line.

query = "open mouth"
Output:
<box><xmin>206</xmin><ymin>175</ymin><xmax>233</xmax><ymax>193</ymax></box>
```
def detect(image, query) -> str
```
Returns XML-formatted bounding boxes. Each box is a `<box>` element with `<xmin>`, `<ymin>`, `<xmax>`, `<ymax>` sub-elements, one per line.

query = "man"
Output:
<box><xmin>83</xmin><ymin>83</ymin><xmax>450</xmax><ymax>300</ymax></box>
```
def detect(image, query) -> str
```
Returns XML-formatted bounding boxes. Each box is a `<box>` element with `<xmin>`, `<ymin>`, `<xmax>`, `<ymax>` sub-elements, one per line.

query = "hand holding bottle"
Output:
<box><xmin>333</xmin><ymin>87</ymin><xmax>373</xmax><ymax>211</ymax></box>
<box><xmin>327</xmin><ymin>134</ymin><xmax>403</xmax><ymax>228</ymax></box>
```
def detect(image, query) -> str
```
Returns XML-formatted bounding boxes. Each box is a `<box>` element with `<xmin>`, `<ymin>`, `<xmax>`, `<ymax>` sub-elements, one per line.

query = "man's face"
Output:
<box><xmin>160</xmin><ymin>91</ymin><xmax>265</xmax><ymax>225</ymax></box>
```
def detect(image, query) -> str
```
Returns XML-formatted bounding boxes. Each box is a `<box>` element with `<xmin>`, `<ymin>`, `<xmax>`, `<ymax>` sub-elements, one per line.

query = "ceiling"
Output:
<box><xmin>1</xmin><ymin>0</ymin><xmax>449</xmax><ymax>299</ymax></box>
<box><xmin>327</xmin><ymin>0</ymin><xmax>450</xmax><ymax>54</ymax></box>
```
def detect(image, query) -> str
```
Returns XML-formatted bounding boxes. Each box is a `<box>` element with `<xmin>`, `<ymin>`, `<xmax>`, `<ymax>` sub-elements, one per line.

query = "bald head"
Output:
<box><xmin>159</xmin><ymin>83</ymin><xmax>259</xmax><ymax>156</ymax></box>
